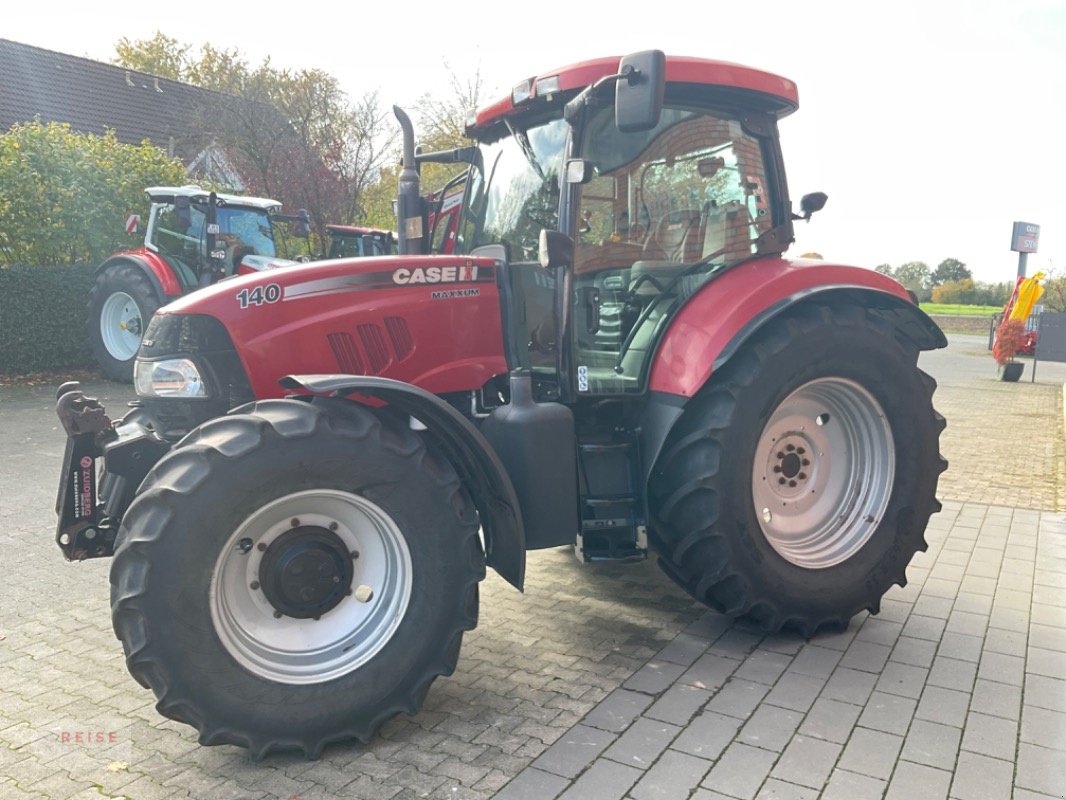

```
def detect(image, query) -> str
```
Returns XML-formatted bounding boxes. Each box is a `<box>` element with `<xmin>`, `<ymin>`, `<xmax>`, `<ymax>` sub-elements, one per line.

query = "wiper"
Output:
<box><xmin>504</xmin><ymin>120</ymin><xmax>546</xmax><ymax>182</ymax></box>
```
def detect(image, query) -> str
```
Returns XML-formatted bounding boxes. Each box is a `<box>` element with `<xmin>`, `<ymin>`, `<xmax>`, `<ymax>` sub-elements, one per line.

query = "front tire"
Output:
<box><xmin>88</xmin><ymin>263</ymin><xmax>160</xmax><ymax>382</ymax></box>
<box><xmin>649</xmin><ymin>304</ymin><xmax>947</xmax><ymax>635</ymax></box>
<box><xmin>110</xmin><ymin>398</ymin><xmax>483</xmax><ymax>757</ymax></box>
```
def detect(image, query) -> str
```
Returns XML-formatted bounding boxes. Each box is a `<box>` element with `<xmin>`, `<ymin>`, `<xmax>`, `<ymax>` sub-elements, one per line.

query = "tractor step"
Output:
<box><xmin>576</xmin><ymin>436</ymin><xmax>646</xmax><ymax>564</ymax></box>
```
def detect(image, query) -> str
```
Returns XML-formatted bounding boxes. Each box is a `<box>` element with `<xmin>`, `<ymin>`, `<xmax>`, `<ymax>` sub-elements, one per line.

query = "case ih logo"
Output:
<box><xmin>392</xmin><ymin>265</ymin><xmax>479</xmax><ymax>285</ymax></box>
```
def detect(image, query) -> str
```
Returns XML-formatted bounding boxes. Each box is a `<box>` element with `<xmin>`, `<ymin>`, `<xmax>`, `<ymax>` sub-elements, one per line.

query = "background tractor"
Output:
<box><xmin>56</xmin><ymin>51</ymin><xmax>947</xmax><ymax>757</ymax></box>
<box><xmin>88</xmin><ymin>186</ymin><xmax>311</xmax><ymax>382</ymax></box>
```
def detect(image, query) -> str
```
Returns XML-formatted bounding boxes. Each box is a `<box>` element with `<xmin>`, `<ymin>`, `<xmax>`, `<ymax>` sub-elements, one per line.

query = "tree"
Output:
<box><xmin>931</xmin><ymin>258</ymin><xmax>971</xmax><ymax>287</ymax></box>
<box><xmin>0</xmin><ymin>120</ymin><xmax>186</xmax><ymax>265</ymax></box>
<box><xmin>875</xmin><ymin>264</ymin><xmax>895</xmax><ymax>277</ymax></box>
<box><xmin>114</xmin><ymin>35</ymin><xmax>396</xmax><ymax>246</ymax></box>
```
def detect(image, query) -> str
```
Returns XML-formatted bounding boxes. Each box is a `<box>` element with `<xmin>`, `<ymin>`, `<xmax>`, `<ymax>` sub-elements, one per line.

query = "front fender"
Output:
<box><xmin>279</xmin><ymin>374</ymin><xmax>525</xmax><ymax>591</ymax></box>
<box><xmin>649</xmin><ymin>257</ymin><xmax>946</xmax><ymax>398</ymax></box>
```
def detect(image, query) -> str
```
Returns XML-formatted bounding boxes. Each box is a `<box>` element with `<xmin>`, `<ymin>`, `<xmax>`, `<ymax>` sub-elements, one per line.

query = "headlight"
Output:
<box><xmin>134</xmin><ymin>358</ymin><xmax>207</xmax><ymax>398</ymax></box>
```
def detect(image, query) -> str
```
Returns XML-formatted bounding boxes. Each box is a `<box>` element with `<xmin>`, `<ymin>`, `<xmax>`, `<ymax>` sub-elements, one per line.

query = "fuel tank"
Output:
<box><xmin>152</xmin><ymin>254</ymin><xmax>509</xmax><ymax>399</ymax></box>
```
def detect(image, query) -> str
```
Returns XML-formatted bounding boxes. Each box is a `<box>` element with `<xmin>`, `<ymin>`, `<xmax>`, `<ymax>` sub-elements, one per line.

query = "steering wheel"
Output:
<box><xmin>613</xmin><ymin>247</ymin><xmax>728</xmax><ymax>374</ymax></box>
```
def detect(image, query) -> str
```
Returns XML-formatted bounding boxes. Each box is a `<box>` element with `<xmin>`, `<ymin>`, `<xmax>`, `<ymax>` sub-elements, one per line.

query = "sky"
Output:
<box><xmin>5</xmin><ymin>0</ymin><xmax>1065</xmax><ymax>284</ymax></box>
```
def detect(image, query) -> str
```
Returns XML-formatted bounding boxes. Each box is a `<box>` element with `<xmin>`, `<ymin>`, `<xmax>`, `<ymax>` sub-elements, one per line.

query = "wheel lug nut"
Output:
<box><xmin>273</xmin><ymin>611</ymin><xmax>283</xmax><ymax>619</ymax></box>
<box><xmin>329</xmin><ymin>522</ymin><xmax>338</xmax><ymax>531</ymax></box>
<box><xmin>250</xmin><ymin>581</ymin><xmax>260</xmax><ymax>590</ymax></box>
<box><xmin>290</xmin><ymin>518</ymin><xmax>300</xmax><ymax>528</ymax></box>
<box><xmin>799</xmin><ymin>472</ymin><xmax>807</xmax><ymax>480</ymax></box>
<box><xmin>257</xmin><ymin>542</ymin><xmax>267</xmax><ymax>552</ymax></box>
<box><xmin>351</xmin><ymin>551</ymin><xmax>360</xmax><ymax>560</ymax></box>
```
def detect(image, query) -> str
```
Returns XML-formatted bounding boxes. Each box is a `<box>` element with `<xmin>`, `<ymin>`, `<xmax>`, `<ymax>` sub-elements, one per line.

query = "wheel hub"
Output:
<box><xmin>766</xmin><ymin>435</ymin><xmax>813</xmax><ymax>498</ymax></box>
<box><xmin>259</xmin><ymin>527</ymin><xmax>354</xmax><ymax>618</ymax></box>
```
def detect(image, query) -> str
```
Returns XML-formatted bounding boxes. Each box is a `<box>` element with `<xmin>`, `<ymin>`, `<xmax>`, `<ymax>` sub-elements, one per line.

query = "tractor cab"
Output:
<box><xmin>325</xmin><ymin>225</ymin><xmax>397</xmax><ymax>259</ymax></box>
<box><xmin>144</xmin><ymin>186</ymin><xmax>307</xmax><ymax>289</ymax></box>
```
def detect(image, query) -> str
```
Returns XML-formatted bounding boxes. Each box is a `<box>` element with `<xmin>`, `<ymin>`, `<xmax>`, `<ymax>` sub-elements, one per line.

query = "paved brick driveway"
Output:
<box><xmin>0</xmin><ymin>333</ymin><xmax>1063</xmax><ymax>799</ymax></box>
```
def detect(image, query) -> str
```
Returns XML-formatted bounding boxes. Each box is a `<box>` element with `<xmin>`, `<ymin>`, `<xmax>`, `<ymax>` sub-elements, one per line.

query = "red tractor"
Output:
<box><xmin>56</xmin><ymin>52</ymin><xmax>947</xmax><ymax>757</ymax></box>
<box><xmin>88</xmin><ymin>186</ymin><xmax>312</xmax><ymax>382</ymax></box>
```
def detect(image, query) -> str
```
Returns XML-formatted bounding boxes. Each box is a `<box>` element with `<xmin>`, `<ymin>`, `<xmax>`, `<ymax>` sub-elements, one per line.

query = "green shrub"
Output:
<box><xmin>0</xmin><ymin>263</ymin><xmax>97</xmax><ymax>373</ymax></box>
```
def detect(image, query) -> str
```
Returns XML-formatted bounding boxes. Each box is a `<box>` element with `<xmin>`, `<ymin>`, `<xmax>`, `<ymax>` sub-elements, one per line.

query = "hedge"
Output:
<box><xmin>0</xmin><ymin>263</ymin><xmax>97</xmax><ymax>374</ymax></box>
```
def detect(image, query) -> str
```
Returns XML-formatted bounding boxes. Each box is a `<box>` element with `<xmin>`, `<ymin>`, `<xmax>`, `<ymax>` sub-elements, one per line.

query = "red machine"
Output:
<box><xmin>56</xmin><ymin>52</ymin><xmax>947</xmax><ymax>756</ymax></box>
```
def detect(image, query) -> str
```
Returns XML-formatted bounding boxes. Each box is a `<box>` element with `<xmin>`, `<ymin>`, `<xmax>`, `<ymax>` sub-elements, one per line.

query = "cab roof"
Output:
<box><xmin>144</xmin><ymin>185</ymin><xmax>282</xmax><ymax>211</ymax></box>
<box><xmin>470</xmin><ymin>54</ymin><xmax>799</xmax><ymax>134</ymax></box>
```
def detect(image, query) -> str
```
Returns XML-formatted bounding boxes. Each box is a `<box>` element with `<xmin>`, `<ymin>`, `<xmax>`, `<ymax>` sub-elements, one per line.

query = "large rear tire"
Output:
<box><xmin>110</xmin><ymin>398</ymin><xmax>483</xmax><ymax>757</ymax></box>
<box><xmin>87</xmin><ymin>263</ymin><xmax>160</xmax><ymax>383</ymax></box>
<box><xmin>649</xmin><ymin>304</ymin><xmax>946</xmax><ymax>635</ymax></box>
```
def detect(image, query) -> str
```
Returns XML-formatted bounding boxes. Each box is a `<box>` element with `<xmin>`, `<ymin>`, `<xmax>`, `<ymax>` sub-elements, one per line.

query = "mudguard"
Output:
<box><xmin>649</xmin><ymin>257</ymin><xmax>946</xmax><ymax>398</ymax></box>
<box><xmin>279</xmin><ymin>374</ymin><xmax>526</xmax><ymax>591</ymax></box>
<box><xmin>96</xmin><ymin>250</ymin><xmax>183</xmax><ymax>301</ymax></box>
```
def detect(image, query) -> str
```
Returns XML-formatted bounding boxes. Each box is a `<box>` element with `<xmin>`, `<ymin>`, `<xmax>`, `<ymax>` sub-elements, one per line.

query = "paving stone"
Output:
<box><xmin>754</xmin><ymin>778</ymin><xmax>818</xmax><ymax>799</ymax></box>
<box><xmin>890</xmin><ymin>636</ymin><xmax>938</xmax><ymax>668</ymax></box>
<box><xmin>1020</xmin><ymin>705</ymin><xmax>1066</xmax><ymax>750</ymax></box>
<box><xmin>1023</xmin><ymin>674</ymin><xmax>1066</xmax><ymax>713</ymax></box>
<box><xmin>493</xmin><ymin>767</ymin><xmax>570</xmax><ymax>800</ymax></box>
<box><xmin>949</xmin><ymin>751</ymin><xmax>1013</xmax><ymax>800</ymax></box>
<box><xmin>630</xmin><ymin>749</ymin><xmax>712</xmax><ymax>800</ymax></box>
<box><xmin>883</xmin><ymin>760</ymin><xmax>951</xmax><ymax>800</ymax></box>
<box><xmin>705</xmin><ymin>678</ymin><xmax>770</xmax><ymax>720</ymax></box>
<box><xmin>959</xmin><ymin>711</ymin><xmax>1017</xmax><ymax>761</ymax></box>
<box><xmin>798</xmin><ymin>697</ymin><xmax>861</xmax><ymax>744</ymax></box>
<box><xmin>836</xmin><ymin>728</ymin><xmax>903</xmax><ymax>781</ymax></box>
<box><xmin>857</xmin><ymin>619</ymin><xmax>904</xmax><ymax>648</ymax></box>
<box><xmin>671</xmin><ymin>711</ymin><xmax>740</xmax><ymax>761</ymax></box>
<box><xmin>556</xmin><ymin>758</ymin><xmax>641</xmax><ymax>800</ymax></box>
<box><xmin>925</xmin><ymin>656</ymin><xmax>977</xmax><ymax>692</ymax></box>
<box><xmin>1028</xmin><ymin>622</ymin><xmax>1066</xmax><ymax>654</ymax></box>
<box><xmin>787</xmin><ymin>645</ymin><xmax>842</xmax><ymax>679</ymax></box>
<box><xmin>738</xmin><ymin>704</ymin><xmax>804</xmax><ymax>752</ymax></box>
<box><xmin>821</xmin><ymin>667</ymin><xmax>878</xmax><ymax>706</ymax></box>
<box><xmin>732</xmin><ymin>650</ymin><xmax>793</xmax><ymax>686</ymax></box>
<box><xmin>530</xmin><ymin>724</ymin><xmax>616</xmax><ymax>779</ymax></box>
<box><xmin>976</xmin><ymin>651</ymin><xmax>1025</xmax><ymax>686</ymax></box>
<box><xmin>875</xmin><ymin>661</ymin><xmax>929</xmax><ymax>699</ymax></box>
<box><xmin>602</xmin><ymin>718</ymin><xmax>680</xmax><ymax>769</ymax></box>
<box><xmin>915</xmin><ymin>686</ymin><xmax>970</xmax><ymax>728</ymax></box>
<box><xmin>968</xmin><ymin>678</ymin><xmax>1021</xmax><ymax>722</ymax></box>
<box><xmin>857</xmin><ymin>692</ymin><xmax>917</xmax><ymax>736</ymax></box>
<box><xmin>763</xmin><ymin>672</ymin><xmax>825</xmax><ymax>713</ymax></box>
<box><xmin>643</xmin><ymin>684</ymin><xmax>712</xmax><ymax>727</ymax></box>
<box><xmin>839</xmin><ymin>641</ymin><xmax>892</xmax><ymax>673</ymax></box>
<box><xmin>820</xmin><ymin>769</ymin><xmax>887</xmax><ymax>800</ymax></box>
<box><xmin>623</xmin><ymin>661</ymin><xmax>687</xmax><ymax>696</ymax></box>
<box><xmin>769</xmin><ymin>734</ymin><xmax>841</xmax><ymax>790</ymax></box>
<box><xmin>935</xmin><ymin>632</ymin><xmax>983</xmax><ymax>663</ymax></box>
<box><xmin>900</xmin><ymin>719</ymin><xmax>961</xmax><ymax>770</ymax></box>
<box><xmin>700</xmin><ymin>742</ymin><xmax>777</xmax><ymax>800</ymax></box>
<box><xmin>654</xmin><ymin>634</ymin><xmax>709</xmax><ymax>667</ymax></box>
<box><xmin>1016</xmin><ymin>743</ymin><xmax>1066</xmax><ymax>798</ymax></box>
<box><xmin>1026</xmin><ymin>646</ymin><xmax>1066</xmax><ymax>679</ymax></box>
<box><xmin>680</xmin><ymin>654</ymin><xmax>740</xmax><ymax>692</ymax></box>
<box><xmin>583</xmin><ymin>691</ymin><xmax>654</xmax><ymax>734</ymax></box>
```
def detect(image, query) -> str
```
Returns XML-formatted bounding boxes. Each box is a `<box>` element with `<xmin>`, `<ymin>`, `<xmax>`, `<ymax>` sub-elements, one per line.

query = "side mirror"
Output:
<box><xmin>539</xmin><ymin>229</ymin><xmax>574</xmax><ymax>270</ymax></box>
<box><xmin>798</xmin><ymin>192</ymin><xmax>828</xmax><ymax>220</ymax></box>
<box><xmin>616</xmin><ymin>50</ymin><xmax>665</xmax><ymax>133</ymax></box>
<box><xmin>295</xmin><ymin>209</ymin><xmax>311</xmax><ymax>238</ymax></box>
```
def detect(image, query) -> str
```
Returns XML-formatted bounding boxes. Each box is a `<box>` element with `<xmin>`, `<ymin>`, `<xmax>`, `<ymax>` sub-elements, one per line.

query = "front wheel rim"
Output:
<box><xmin>210</xmin><ymin>489</ymin><xmax>413</xmax><ymax>684</ymax></box>
<box><xmin>99</xmin><ymin>292</ymin><xmax>143</xmax><ymax>361</ymax></box>
<box><xmin>751</xmin><ymin>377</ymin><xmax>895</xmax><ymax>569</ymax></box>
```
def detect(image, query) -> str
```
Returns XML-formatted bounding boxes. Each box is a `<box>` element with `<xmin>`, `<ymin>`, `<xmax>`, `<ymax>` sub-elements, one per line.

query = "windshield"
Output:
<box><xmin>150</xmin><ymin>202</ymin><xmax>278</xmax><ymax>274</ymax></box>
<box><xmin>571</xmin><ymin>105</ymin><xmax>774</xmax><ymax>394</ymax></box>
<box><xmin>458</xmin><ymin>118</ymin><xmax>568</xmax><ymax>260</ymax></box>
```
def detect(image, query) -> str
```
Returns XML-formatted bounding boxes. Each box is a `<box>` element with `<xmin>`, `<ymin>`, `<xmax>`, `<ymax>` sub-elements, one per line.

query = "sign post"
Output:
<box><xmin>1010</xmin><ymin>221</ymin><xmax>1040</xmax><ymax>278</ymax></box>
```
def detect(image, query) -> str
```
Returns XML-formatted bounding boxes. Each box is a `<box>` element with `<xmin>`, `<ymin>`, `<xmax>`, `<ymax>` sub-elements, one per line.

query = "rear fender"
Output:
<box><xmin>96</xmin><ymin>250</ymin><xmax>182</xmax><ymax>301</ymax></box>
<box><xmin>649</xmin><ymin>257</ymin><xmax>946</xmax><ymax>398</ymax></box>
<box><xmin>279</xmin><ymin>374</ymin><xmax>525</xmax><ymax>591</ymax></box>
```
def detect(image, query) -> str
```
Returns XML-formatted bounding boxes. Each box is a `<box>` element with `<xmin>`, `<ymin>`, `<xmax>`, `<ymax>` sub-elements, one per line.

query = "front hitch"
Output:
<box><xmin>55</xmin><ymin>382</ymin><xmax>115</xmax><ymax>559</ymax></box>
<box><xmin>54</xmin><ymin>383</ymin><xmax>172</xmax><ymax>560</ymax></box>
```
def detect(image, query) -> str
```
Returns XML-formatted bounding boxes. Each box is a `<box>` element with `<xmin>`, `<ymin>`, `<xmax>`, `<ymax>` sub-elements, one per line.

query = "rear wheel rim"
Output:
<box><xmin>751</xmin><ymin>377</ymin><xmax>895</xmax><ymax>569</ymax></box>
<box><xmin>99</xmin><ymin>291</ymin><xmax>143</xmax><ymax>361</ymax></box>
<box><xmin>210</xmin><ymin>489</ymin><xmax>413</xmax><ymax>684</ymax></box>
